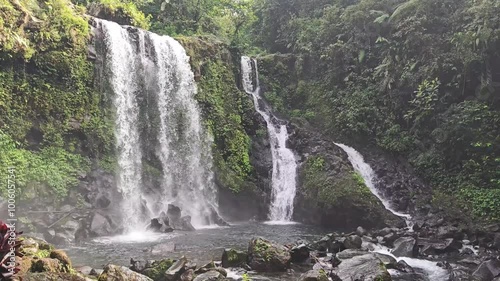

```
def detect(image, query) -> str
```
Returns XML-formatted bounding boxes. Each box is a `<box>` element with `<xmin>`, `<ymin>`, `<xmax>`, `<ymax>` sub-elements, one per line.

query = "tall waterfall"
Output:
<box><xmin>96</xmin><ymin>19</ymin><xmax>218</xmax><ymax>229</ymax></box>
<box><xmin>335</xmin><ymin>143</ymin><xmax>412</xmax><ymax>223</ymax></box>
<box><xmin>241</xmin><ymin>56</ymin><xmax>298</xmax><ymax>222</ymax></box>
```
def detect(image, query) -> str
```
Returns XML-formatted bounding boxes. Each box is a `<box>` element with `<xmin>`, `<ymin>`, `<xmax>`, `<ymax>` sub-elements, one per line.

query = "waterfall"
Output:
<box><xmin>96</xmin><ymin>19</ymin><xmax>218</xmax><ymax>229</ymax></box>
<box><xmin>334</xmin><ymin>143</ymin><xmax>412</xmax><ymax>224</ymax></box>
<box><xmin>99</xmin><ymin>20</ymin><xmax>144</xmax><ymax>227</ymax></box>
<box><xmin>241</xmin><ymin>56</ymin><xmax>298</xmax><ymax>222</ymax></box>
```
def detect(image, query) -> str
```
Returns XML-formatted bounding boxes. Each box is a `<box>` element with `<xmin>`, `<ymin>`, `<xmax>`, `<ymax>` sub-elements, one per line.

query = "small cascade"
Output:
<box><xmin>241</xmin><ymin>56</ymin><xmax>298</xmax><ymax>222</ymax></box>
<box><xmin>335</xmin><ymin>143</ymin><xmax>412</xmax><ymax>225</ymax></box>
<box><xmin>371</xmin><ymin>244</ymin><xmax>449</xmax><ymax>281</ymax></box>
<box><xmin>95</xmin><ymin>19</ymin><xmax>218</xmax><ymax>230</ymax></box>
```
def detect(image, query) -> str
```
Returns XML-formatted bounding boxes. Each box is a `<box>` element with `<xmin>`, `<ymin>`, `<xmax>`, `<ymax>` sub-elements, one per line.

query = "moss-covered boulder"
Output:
<box><xmin>31</xmin><ymin>258</ymin><xmax>65</xmax><ymax>273</ymax></box>
<box><xmin>221</xmin><ymin>248</ymin><xmax>248</xmax><ymax>268</ymax></box>
<box><xmin>140</xmin><ymin>259</ymin><xmax>174</xmax><ymax>281</ymax></box>
<box><xmin>247</xmin><ymin>238</ymin><xmax>291</xmax><ymax>272</ymax></box>
<box><xmin>98</xmin><ymin>264</ymin><xmax>153</xmax><ymax>281</ymax></box>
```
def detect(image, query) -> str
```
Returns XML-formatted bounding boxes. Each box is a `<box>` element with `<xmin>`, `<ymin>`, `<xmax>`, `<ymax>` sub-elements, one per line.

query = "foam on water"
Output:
<box><xmin>93</xmin><ymin>231</ymin><xmax>180</xmax><ymax>244</ymax></box>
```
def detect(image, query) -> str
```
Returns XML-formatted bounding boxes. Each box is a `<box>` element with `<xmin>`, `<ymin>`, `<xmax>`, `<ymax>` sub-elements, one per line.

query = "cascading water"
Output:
<box><xmin>334</xmin><ymin>143</ymin><xmax>412</xmax><ymax>224</ymax></box>
<box><xmin>241</xmin><ymin>56</ymin><xmax>298</xmax><ymax>223</ymax></box>
<box><xmin>96</xmin><ymin>19</ymin><xmax>218</xmax><ymax>229</ymax></box>
<box><xmin>99</xmin><ymin>20</ymin><xmax>144</xmax><ymax>227</ymax></box>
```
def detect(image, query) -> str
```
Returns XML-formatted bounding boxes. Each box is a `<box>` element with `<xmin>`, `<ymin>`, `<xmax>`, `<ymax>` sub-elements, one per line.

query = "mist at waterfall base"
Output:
<box><xmin>96</xmin><ymin>18</ymin><xmax>218</xmax><ymax>230</ymax></box>
<box><xmin>241</xmin><ymin>56</ymin><xmax>298</xmax><ymax>224</ymax></box>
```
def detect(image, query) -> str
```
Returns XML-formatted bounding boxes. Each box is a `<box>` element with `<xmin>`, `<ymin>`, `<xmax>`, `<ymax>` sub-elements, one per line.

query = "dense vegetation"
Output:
<box><xmin>252</xmin><ymin>0</ymin><xmax>500</xmax><ymax>221</ymax></box>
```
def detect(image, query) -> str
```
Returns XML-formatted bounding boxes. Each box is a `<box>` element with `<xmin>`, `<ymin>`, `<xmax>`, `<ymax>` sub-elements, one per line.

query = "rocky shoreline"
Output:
<box><xmin>7</xmin><ymin>220</ymin><xmax>500</xmax><ymax>281</ymax></box>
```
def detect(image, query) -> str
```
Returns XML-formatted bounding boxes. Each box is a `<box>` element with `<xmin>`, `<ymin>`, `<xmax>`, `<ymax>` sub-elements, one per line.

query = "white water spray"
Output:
<box><xmin>241</xmin><ymin>56</ymin><xmax>298</xmax><ymax>222</ymax></box>
<box><xmin>335</xmin><ymin>143</ymin><xmax>412</xmax><ymax>224</ymax></box>
<box><xmin>97</xmin><ymin>19</ymin><xmax>218</xmax><ymax>230</ymax></box>
<box><xmin>372</xmin><ymin>244</ymin><xmax>449</xmax><ymax>281</ymax></box>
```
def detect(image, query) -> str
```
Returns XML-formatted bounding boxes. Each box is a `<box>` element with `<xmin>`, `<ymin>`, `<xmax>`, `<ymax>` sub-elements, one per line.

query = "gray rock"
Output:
<box><xmin>193</xmin><ymin>271</ymin><xmax>224</xmax><ymax>281</ymax></box>
<box><xmin>343</xmin><ymin>235</ymin><xmax>362</xmax><ymax>249</ymax></box>
<box><xmin>180</xmin><ymin>269</ymin><xmax>195</xmax><ymax>281</ymax></box>
<box><xmin>290</xmin><ymin>244</ymin><xmax>310</xmax><ymax>263</ymax></box>
<box><xmin>166</xmin><ymin>256</ymin><xmax>188</xmax><ymax>281</ymax></box>
<box><xmin>471</xmin><ymin>259</ymin><xmax>500</xmax><ymax>281</ymax></box>
<box><xmin>392</xmin><ymin>237</ymin><xmax>417</xmax><ymax>257</ymax></box>
<box><xmin>356</xmin><ymin>226</ymin><xmax>367</xmax><ymax>237</ymax></box>
<box><xmin>336</xmin><ymin>249</ymin><xmax>367</xmax><ymax>260</ymax></box>
<box><xmin>75</xmin><ymin>266</ymin><xmax>93</xmax><ymax>275</ymax></box>
<box><xmin>299</xmin><ymin>269</ymin><xmax>330</xmax><ymax>281</ymax></box>
<box><xmin>90</xmin><ymin>213</ymin><xmax>113</xmax><ymax>236</ymax></box>
<box><xmin>99</xmin><ymin>265</ymin><xmax>153</xmax><ymax>281</ymax></box>
<box><xmin>334</xmin><ymin>253</ymin><xmax>391</xmax><ymax>281</ymax></box>
<box><xmin>493</xmin><ymin>233</ymin><xmax>500</xmax><ymax>250</ymax></box>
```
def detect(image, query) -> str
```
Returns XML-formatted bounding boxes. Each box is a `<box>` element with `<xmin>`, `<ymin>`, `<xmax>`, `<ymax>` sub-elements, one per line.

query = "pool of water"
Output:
<box><xmin>64</xmin><ymin>222</ymin><xmax>329</xmax><ymax>269</ymax></box>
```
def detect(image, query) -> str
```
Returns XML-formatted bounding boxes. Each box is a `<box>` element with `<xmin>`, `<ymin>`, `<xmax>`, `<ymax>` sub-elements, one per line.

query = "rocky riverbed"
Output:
<box><xmin>9</xmin><ymin>220</ymin><xmax>500</xmax><ymax>281</ymax></box>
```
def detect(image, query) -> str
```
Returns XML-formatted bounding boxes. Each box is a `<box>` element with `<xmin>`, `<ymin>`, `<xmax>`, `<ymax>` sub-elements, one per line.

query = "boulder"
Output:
<box><xmin>247</xmin><ymin>238</ymin><xmax>291</xmax><ymax>272</ymax></box>
<box><xmin>418</xmin><ymin>238</ymin><xmax>462</xmax><ymax>255</ymax></box>
<box><xmin>192</xmin><ymin>271</ymin><xmax>224</xmax><ymax>281</ymax></box>
<box><xmin>392</xmin><ymin>237</ymin><xmax>417</xmax><ymax>257</ymax></box>
<box><xmin>221</xmin><ymin>248</ymin><xmax>248</xmax><ymax>267</ymax></box>
<box><xmin>180</xmin><ymin>269</ymin><xmax>195</xmax><ymax>281</ymax></box>
<box><xmin>471</xmin><ymin>259</ymin><xmax>500</xmax><ymax>281</ymax></box>
<box><xmin>179</xmin><ymin>216</ymin><xmax>195</xmax><ymax>231</ymax></box>
<box><xmin>334</xmin><ymin>253</ymin><xmax>391</xmax><ymax>281</ymax></box>
<box><xmin>336</xmin><ymin>249</ymin><xmax>367</xmax><ymax>260</ymax></box>
<box><xmin>31</xmin><ymin>258</ymin><xmax>64</xmax><ymax>273</ymax></box>
<box><xmin>291</xmin><ymin>244</ymin><xmax>310</xmax><ymax>263</ymax></box>
<box><xmin>493</xmin><ymin>233</ymin><xmax>500</xmax><ymax>250</ymax></box>
<box><xmin>299</xmin><ymin>269</ymin><xmax>330</xmax><ymax>281</ymax></box>
<box><xmin>98</xmin><ymin>264</ymin><xmax>153</xmax><ymax>281</ymax></box>
<box><xmin>165</xmin><ymin>256</ymin><xmax>188</xmax><ymax>280</ymax></box>
<box><xmin>343</xmin><ymin>235</ymin><xmax>362</xmax><ymax>249</ymax></box>
<box><xmin>90</xmin><ymin>213</ymin><xmax>113</xmax><ymax>237</ymax></box>
<box><xmin>356</xmin><ymin>226</ymin><xmax>367</xmax><ymax>237</ymax></box>
<box><xmin>139</xmin><ymin>259</ymin><xmax>174</xmax><ymax>281</ymax></box>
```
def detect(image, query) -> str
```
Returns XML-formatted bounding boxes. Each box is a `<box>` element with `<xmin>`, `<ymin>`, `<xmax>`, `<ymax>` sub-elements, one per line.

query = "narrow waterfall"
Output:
<box><xmin>334</xmin><ymin>143</ymin><xmax>412</xmax><ymax>223</ymax></box>
<box><xmin>96</xmin><ymin>19</ymin><xmax>218</xmax><ymax>229</ymax></box>
<box><xmin>241</xmin><ymin>56</ymin><xmax>298</xmax><ymax>222</ymax></box>
<box><xmin>99</xmin><ymin>20</ymin><xmax>144</xmax><ymax>227</ymax></box>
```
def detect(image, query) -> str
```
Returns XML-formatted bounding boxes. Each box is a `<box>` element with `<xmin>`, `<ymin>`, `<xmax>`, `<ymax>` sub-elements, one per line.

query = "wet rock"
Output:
<box><xmin>165</xmin><ymin>256</ymin><xmax>188</xmax><ymax>281</ymax></box>
<box><xmin>336</xmin><ymin>249</ymin><xmax>367</xmax><ymax>260</ymax></box>
<box><xmin>247</xmin><ymin>237</ymin><xmax>291</xmax><ymax>272</ymax></box>
<box><xmin>180</xmin><ymin>216</ymin><xmax>195</xmax><ymax>231</ymax></box>
<box><xmin>90</xmin><ymin>213</ymin><xmax>113</xmax><ymax>237</ymax></box>
<box><xmin>393</xmin><ymin>260</ymin><xmax>414</xmax><ymax>273</ymax></box>
<box><xmin>76</xmin><ymin>266</ymin><xmax>93</xmax><ymax>275</ymax></box>
<box><xmin>195</xmin><ymin>261</ymin><xmax>217</xmax><ymax>274</ymax></box>
<box><xmin>356</xmin><ymin>226</ymin><xmax>367</xmax><ymax>237</ymax></box>
<box><xmin>299</xmin><ymin>269</ymin><xmax>330</xmax><ymax>281</ymax></box>
<box><xmin>343</xmin><ymin>235</ymin><xmax>362</xmax><ymax>249</ymax></box>
<box><xmin>471</xmin><ymin>258</ymin><xmax>500</xmax><ymax>281</ymax></box>
<box><xmin>90</xmin><ymin>268</ymin><xmax>103</xmax><ymax>276</ymax></box>
<box><xmin>192</xmin><ymin>271</ymin><xmax>224</xmax><ymax>281</ymax></box>
<box><xmin>290</xmin><ymin>244</ymin><xmax>310</xmax><ymax>263</ymax></box>
<box><xmin>334</xmin><ymin>253</ymin><xmax>391</xmax><ymax>281</ymax></box>
<box><xmin>180</xmin><ymin>269</ymin><xmax>195</xmax><ymax>281</ymax></box>
<box><xmin>418</xmin><ymin>238</ymin><xmax>462</xmax><ymax>255</ymax></box>
<box><xmin>222</xmin><ymin>248</ymin><xmax>248</xmax><ymax>267</ymax></box>
<box><xmin>392</xmin><ymin>237</ymin><xmax>417</xmax><ymax>257</ymax></box>
<box><xmin>98</xmin><ymin>264</ymin><xmax>153</xmax><ymax>281</ymax></box>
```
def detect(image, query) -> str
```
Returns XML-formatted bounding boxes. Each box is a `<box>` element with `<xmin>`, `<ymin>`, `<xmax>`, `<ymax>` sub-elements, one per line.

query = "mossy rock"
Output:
<box><xmin>49</xmin><ymin>249</ymin><xmax>72</xmax><ymax>270</ymax></box>
<box><xmin>31</xmin><ymin>258</ymin><xmax>64</xmax><ymax>273</ymax></box>
<box><xmin>141</xmin><ymin>258</ymin><xmax>174</xmax><ymax>281</ymax></box>
<box><xmin>221</xmin><ymin>248</ymin><xmax>248</xmax><ymax>268</ymax></box>
<box><xmin>247</xmin><ymin>238</ymin><xmax>291</xmax><ymax>272</ymax></box>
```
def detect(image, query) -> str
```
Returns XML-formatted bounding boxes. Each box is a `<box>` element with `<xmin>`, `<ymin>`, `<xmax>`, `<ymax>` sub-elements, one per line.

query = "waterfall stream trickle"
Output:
<box><xmin>241</xmin><ymin>56</ymin><xmax>298</xmax><ymax>223</ymax></box>
<box><xmin>96</xmin><ymin>19</ymin><xmax>218</xmax><ymax>230</ymax></box>
<box><xmin>335</xmin><ymin>143</ymin><xmax>412</xmax><ymax>225</ymax></box>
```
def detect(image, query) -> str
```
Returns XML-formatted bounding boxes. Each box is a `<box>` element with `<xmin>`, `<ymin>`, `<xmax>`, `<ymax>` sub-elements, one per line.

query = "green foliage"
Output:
<box><xmin>253</xmin><ymin>0</ymin><xmax>500</xmax><ymax>221</ymax></box>
<box><xmin>0</xmin><ymin>131</ymin><xmax>90</xmax><ymax>200</ymax></box>
<box><xmin>94</xmin><ymin>0</ymin><xmax>151</xmax><ymax>29</ymax></box>
<box><xmin>242</xmin><ymin>273</ymin><xmax>251</xmax><ymax>281</ymax></box>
